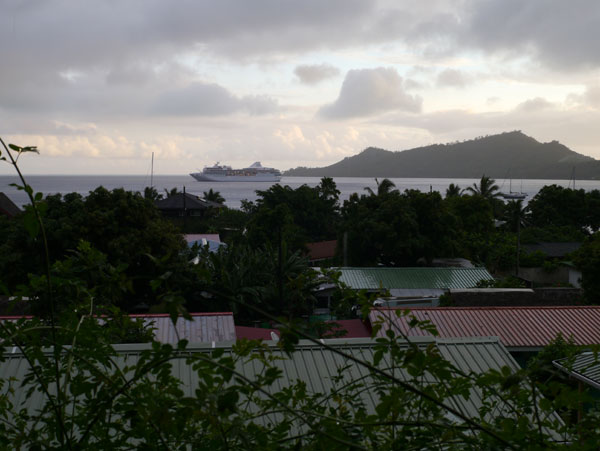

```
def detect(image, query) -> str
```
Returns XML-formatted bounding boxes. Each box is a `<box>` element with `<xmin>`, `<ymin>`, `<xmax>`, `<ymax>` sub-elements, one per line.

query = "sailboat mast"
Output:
<box><xmin>150</xmin><ymin>152</ymin><xmax>154</xmax><ymax>188</ymax></box>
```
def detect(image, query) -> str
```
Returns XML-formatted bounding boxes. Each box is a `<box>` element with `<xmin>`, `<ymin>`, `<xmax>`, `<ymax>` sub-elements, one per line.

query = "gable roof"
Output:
<box><xmin>337</xmin><ymin>267</ymin><xmax>494</xmax><ymax>290</ymax></box>
<box><xmin>369</xmin><ymin>306</ymin><xmax>600</xmax><ymax>349</ymax></box>
<box><xmin>155</xmin><ymin>192</ymin><xmax>222</xmax><ymax>210</ymax></box>
<box><xmin>0</xmin><ymin>193</ymin><xmax>21</xmax><ymax>217</ymax></box>
<box><xmin>0</xmin><ymin>337</ymin><xmax>531</xmax><ymax>429</ymax></box>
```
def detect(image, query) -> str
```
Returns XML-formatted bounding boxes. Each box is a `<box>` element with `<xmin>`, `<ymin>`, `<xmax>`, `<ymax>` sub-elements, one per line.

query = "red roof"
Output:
<box><xmin>235</xmin><ymin>326</ymin><xmax>280</xmax><ymax>340</ymax></box>
<box><xmin>369</xmin><ymin>306</ymin><xmax>600</xmax><ymax>348</ymax></box>
<box><xmin>324</xmin><ymin>319</ymin><xmax>371</xmax><ymax>338</ymax></box>
<box><xmin>306</xmin><ymin>240</ymin><xmax>337</xmax><ymax>261</ymax></box>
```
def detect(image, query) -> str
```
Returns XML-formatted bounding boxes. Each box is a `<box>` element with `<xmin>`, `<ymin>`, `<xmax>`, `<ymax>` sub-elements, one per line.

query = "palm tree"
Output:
<box><xmin>203</xmin><ymin>188</ymin><xmax>225</xmax><ymax>204</ymax></box>
<box><xmin>364</xmin><ymin>178</ymin><xmax>397</xmax><ymax>197</ymax></box>
<box><xmin>143</xmin><ymin>186</ymin><xmax>163</xmax><ymax>201</ymax></box>
<box><xmin>465</xmin><ymin>175</ymin><xmax>501</xmax><ymax>200</ymax></box>
<box><xmin>317</xmin><ymin>177</ymin><xmax>340</xmax><ymax>202</ymax></box>
<box><xmin>163</xmin><ymin>187</ymin><xmax>181</xmax><ymax>198</ymax></box>
<box><xmin>445</xmin><ymin>183</ymin><xmax>462</xmax><ymax>198</ymax></box>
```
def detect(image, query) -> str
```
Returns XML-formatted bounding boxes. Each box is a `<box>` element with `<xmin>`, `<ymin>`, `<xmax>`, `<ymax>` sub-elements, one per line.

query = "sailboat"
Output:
<box><xmin>500</xmin><ymin>179</ymin><xmax>527</xmax><ymax>200</ymax></box>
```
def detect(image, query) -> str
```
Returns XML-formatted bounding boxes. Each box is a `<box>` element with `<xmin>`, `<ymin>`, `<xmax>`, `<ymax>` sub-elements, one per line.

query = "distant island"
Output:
<box><xmin>285</xmin><ymin>131</ymin><xmax>600</xmax><ymax>179</ymax></box>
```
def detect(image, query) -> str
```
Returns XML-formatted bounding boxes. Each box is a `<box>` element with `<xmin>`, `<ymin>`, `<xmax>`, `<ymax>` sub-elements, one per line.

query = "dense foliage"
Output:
<box><xmin>0</xmin><ymin>187</ymin><xmax>200</xmax><ymax>313</ymax></box>
<box><xmin>3</xmin><ymin>140</ymin><xmax>600</xmax><ymax>448</ymax></box>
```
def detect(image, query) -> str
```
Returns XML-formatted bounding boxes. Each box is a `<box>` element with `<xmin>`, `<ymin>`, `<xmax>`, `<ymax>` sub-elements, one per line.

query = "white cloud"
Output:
<box><xmin>318</xmin><ymin>68</ymin><xmax>422</xmax><ymax>119</ymax></box>
<box><xmin>515</xmin><ymin>97</ymin><xmax>554</xmax><ymax>113</ymax></box>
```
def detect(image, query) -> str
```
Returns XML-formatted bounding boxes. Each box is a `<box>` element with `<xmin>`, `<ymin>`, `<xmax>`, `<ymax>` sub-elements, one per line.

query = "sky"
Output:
<box><xmin>1</xmin><ymin>0</ymin><xmax>600</xmax><ymax>175</ymax></box>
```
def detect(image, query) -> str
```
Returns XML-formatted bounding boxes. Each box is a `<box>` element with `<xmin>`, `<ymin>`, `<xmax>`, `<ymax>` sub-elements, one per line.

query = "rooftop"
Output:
<box><xmin>369</xmin><ymin>306</ymin><xmax>600</xmax><ymax>349</ymax></box>
<box><xmin>336</xmin><ymin>267</ymin><xmax>494</xmax><ymax>290</ymax></box>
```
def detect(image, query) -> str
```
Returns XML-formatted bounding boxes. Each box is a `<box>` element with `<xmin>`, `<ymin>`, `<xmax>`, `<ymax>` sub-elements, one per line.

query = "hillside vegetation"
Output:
<box><xmin>285</xmin><ymin>131</ymin><xmax>600</xmax><ymax>179</ymax></box>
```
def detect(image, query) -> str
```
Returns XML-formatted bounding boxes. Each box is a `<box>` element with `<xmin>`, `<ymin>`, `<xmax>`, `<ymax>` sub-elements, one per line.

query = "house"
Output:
<box><xmin>520</xmin><ymin>242</ymin><xmax>583</xmax><ymax>288</ymax></box>
<box><xmin>0</xmin><ymin>193</ymin><xmax>21</xmax><ymax>218</ymax></box>
<box><xmin>1</xmin><ymin>336</ymin><xmax>561</xmax><ymax>443</ymax></box>
<box><xmin>130</xmin><ymin>312</ymin><xmax>236</xmax><ymax>343</ymax></box>
<box><xmin>155</xmin><ymin>192</ymin><xmax>223</xmax><ymax>217</ymax></box>
<box><xmin>369</xmin><ymin>306</ymin><xmax>600</xmax><ymax>364</ymax></box>
<box><xmin>184</xmin><ymin>233</ymin><xmax>227</xmax><ymax>253</ymax></box>
<box><xmin>0</xmin><ymin>313</ymin><xmax>238</xmax><ymax>344</ymax></box>
<box><xmin>335</xmin><ymin>267</ymin><xmax>494</xmax><ymax>292</ymax></box>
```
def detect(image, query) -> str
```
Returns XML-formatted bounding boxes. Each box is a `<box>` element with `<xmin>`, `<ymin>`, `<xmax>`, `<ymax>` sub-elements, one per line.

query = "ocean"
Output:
<box><xmin>1</xmin><ymin>175</ymin><xmax>599</xmax><ymax>209</ymax></box>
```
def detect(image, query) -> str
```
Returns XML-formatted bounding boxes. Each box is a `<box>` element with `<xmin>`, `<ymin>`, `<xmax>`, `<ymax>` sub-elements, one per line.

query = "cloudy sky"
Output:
<box><xmin>1</xmin><ymin>0</ymin><xmax>600</xmax><ymax>174</ymax></box>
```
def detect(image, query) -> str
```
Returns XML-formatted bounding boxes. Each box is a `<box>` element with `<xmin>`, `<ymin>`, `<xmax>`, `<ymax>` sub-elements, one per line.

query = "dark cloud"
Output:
<box><xmin>294</xmin><ymin>64</ymin><xmax>340</xmax><ymax>85</ymax></box>
<box><xmin>462</xmin><ymin>0</ymin><xmax>600</xmax><ymax>70</ymax></box>
<box><xmin>319</xmin><ymin>68</ymin><xmax>422</xmax><ymax>119</ymax></box>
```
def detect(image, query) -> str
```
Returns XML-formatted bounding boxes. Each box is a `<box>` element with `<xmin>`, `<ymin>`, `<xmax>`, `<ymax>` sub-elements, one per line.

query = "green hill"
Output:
<box><xmin>285</xmin><ymin>131</ymin><xmax>600</xmax><ymax>179</ymax></box>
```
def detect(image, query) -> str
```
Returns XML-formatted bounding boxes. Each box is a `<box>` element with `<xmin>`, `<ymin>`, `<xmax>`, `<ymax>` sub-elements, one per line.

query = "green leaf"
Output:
<box><xmin>22</xmin><ymin>209</ymin><xmax>40</xmax><ymax>238</ymax></box>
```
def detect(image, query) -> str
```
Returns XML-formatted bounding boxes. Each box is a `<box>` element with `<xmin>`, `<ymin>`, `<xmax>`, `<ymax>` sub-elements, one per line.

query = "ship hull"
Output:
<box><xmin>190</xmin><ymin>173</ymin><xmax>281</xmax><ymax>182</ymax></box>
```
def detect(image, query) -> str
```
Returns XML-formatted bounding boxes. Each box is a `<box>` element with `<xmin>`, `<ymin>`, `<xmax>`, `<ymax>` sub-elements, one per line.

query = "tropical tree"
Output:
<box><xmin>574</xmin><ymin>232</ymin><xmax>600</xmax><ymax>304</ymax></box>
<box><xmin>364</xmin><ymin>177</ymin><xmax>397</xmax><ymax>197</ymax></box>
<box><xmin>316</xmin><ymin>176</ymin><xmax>340</xmax><ymax>203</ymax></box>
<box><xmin>143</xmin><ymin>186</ymin><xmax>162</xmax><ymax>201</ymax></box>
<box><xmin>203</xmin><ymin>188</ymin><xmax>226</xmax><ymax>204</ymax></box>
<box><xmin>464</xmin><ymin>175</ymin><xmax>501</xmax><ymax>200</ymax></box>
<box><xmin>445</xmin><ymin>183</ymin><xmax>462</xmax><ymax>198</ymax></box>
<box><xmin>503</xmin><ymin>199</ymin><xmax>529</xmax><ymax>233</ymax></box>
<box><xmin>504</xmin><ymin>200</ymin><xmax>529</xmax><ymax>276</ymax></box>
<box><xmin>163</xmin><ymin>187</ymin><xmax>181</xmax><ymax>198</ymax></box>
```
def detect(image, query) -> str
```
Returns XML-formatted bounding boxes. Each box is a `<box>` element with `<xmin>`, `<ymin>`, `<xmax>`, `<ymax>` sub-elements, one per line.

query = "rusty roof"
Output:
<box><xmin>306</xmin><ymin>240</ymin><xmax>337</xmax><ymax>261</ymax></box>
<box><xmin>369</xmin><ymin>306</ymin><xmax>600</xmax><ymax>349</ymax></box>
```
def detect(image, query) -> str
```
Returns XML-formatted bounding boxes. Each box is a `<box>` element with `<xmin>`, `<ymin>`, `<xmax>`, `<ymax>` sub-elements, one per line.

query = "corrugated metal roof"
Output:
<box><xmin>553</xmin><ymin>352</ymin><xmax>600</xmax><ymax>390</ymax></box>
<box><xmin>323</xmin><ymin>319</ymin><xmax>371</xmax><ymax>338</ymax></box>
<box><xmin>337</xmin><ymin>267</ymin><xmax>494</xmax><ymax>290</ymax></box>
<box><xmin>0</xmin><ymin>337</ymin><xmax>531</xmax><ymax>433</ymax></box>
<box><xmin>235</xmin><ymin>326</ymin><xmax>280</xmax><ymax>340</ymax></box>
<box><xmin>130</xmin><ymin>313</ymin><xmax>236</xmax><ymax>343</ymax></box>
<box><xmin>0</xmin><ymin>314</ymin><xmax>237</xmax><ymax>344</ymax></box>
<box><xmin>369</xmin><ymin>306</ymin><xmax>600</xmax><ymax>348</ymax></box>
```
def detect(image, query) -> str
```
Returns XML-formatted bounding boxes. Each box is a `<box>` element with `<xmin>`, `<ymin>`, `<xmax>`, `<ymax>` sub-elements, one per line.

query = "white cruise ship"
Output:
<box><xmin>190</xmin><ymin>162</ymin><xmax>282</xmax><ymax>182</ymax></box>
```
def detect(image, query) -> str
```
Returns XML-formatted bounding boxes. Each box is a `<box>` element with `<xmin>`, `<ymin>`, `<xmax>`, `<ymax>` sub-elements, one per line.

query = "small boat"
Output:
<box><xmin>500</xmin><ymin>179</ymin><xmax>527</xmax><ymax>200</ymax></box>
<box><xmin>190</xmin><ymin>161</ymin><xmax>282</xmax><ymax>182</ymax></box>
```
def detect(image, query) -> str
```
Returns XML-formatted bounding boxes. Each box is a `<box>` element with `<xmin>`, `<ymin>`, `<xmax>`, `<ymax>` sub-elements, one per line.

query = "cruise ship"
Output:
<box><xmin>190</xmin><ymin>162</ymin><xmax>282</xmax><ymax>182</ymax></box>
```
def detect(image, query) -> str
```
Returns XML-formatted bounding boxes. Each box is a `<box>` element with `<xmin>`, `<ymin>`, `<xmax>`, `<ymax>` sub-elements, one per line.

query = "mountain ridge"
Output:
<box><xmin>285</xmin><ymin>131</ymin><xmax>600</xmax><ymax>180</ymax></box>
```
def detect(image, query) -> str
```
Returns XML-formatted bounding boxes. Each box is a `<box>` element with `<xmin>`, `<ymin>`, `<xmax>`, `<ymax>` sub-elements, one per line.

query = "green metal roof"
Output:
<box><xmin>336</xmin><ymin>267</ymin><xmax>494</xmax><ymax>290</ymax></box>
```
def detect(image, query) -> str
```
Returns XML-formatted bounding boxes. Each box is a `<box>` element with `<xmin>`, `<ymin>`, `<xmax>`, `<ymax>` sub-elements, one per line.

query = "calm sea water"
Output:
<box><xmin>1</xmin><ymin>175</ymin><xmax>599</xmax><ymax>209</ymax></box>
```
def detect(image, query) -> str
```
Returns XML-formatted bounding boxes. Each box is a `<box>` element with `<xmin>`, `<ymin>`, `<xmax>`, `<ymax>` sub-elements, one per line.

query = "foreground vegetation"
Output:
<box><xmin>2</xmin><ymin>139</ymin><xmax>600</xmax><ymax>448</ymax></box>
